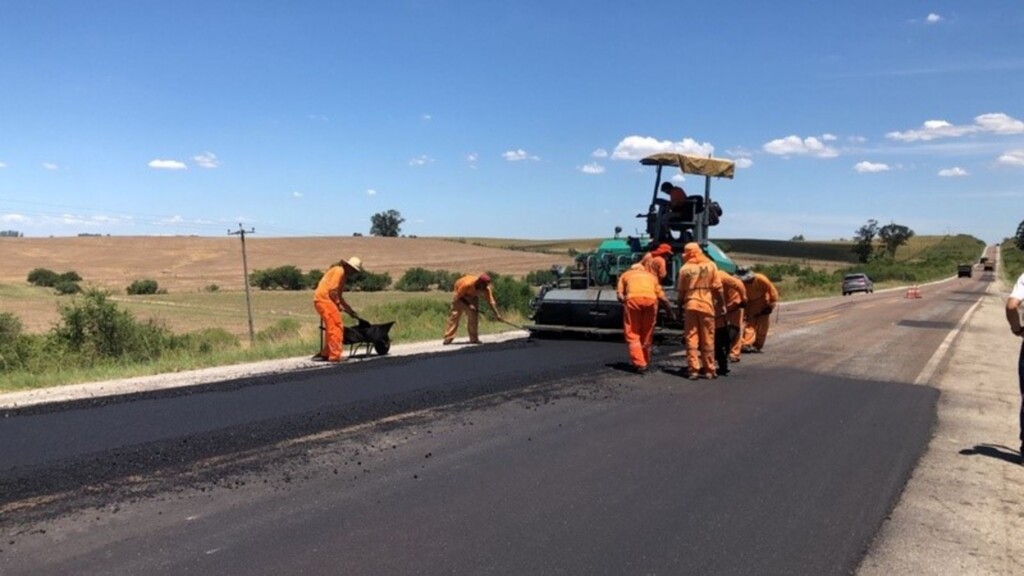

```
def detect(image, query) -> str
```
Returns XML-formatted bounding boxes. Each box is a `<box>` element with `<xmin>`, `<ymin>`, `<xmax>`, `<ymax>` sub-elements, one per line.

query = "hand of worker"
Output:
<box><xmin>762</xmin><ymin>305</ymin><xmax>774</xmax><ymax>316</ymax></box>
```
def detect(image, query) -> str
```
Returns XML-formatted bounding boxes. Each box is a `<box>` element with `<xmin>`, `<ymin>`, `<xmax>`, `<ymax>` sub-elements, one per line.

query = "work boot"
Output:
<box><xmin>686</xmin><ymin>372</ymin><xmax>700</xmax><ymax>381</ymax></box>
<box><xmin>704</xmin><ymin>373</ymin><xmax>717</xmax><ymax>380</ymax></box>
<box><xmin>728</xmin><ymin>355</ymin><xmax>740</xmax><ymax>363</ymax></box>
<box><xmin>468</xmin><ymin>338</ymin><xmax>482</xmax><ymax>344</ymax></box>
<box><xmin>442</xmin><ymin>338</ymin><xmax>454</xmax><ymax>345</ymax></box>
<box><xmin>741</xmin><ymin>345</ymin><xmax>756</xmax><ymax>353</ymax></box>
<box><xmin>635</xmin><ymin>365</ymin><xmax>648</xmax><ymax>375</ymax></box>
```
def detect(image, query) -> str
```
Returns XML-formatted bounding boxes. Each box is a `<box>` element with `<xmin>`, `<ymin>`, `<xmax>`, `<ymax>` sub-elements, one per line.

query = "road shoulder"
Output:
<box><xmin>859</xmin><ymin>280</ymin><xmax>1024</xmax><ymax>574</ymax></box>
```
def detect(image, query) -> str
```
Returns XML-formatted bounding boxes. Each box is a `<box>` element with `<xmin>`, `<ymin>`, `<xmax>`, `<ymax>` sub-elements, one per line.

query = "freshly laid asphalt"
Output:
<box><xmin>2</xmin><ymin>265</ymin><xmax>1006</xmax><ymax>575</ymax></box>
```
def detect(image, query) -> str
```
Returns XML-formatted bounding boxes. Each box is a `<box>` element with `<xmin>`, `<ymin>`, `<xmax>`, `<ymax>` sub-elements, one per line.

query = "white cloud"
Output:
<box><xmin>148</xmin><ymin>159</ymin><xmax>187</xmax><ymax>170</ymax></box>
<box><xmin>998</xmin><ymin>150</ymin><xmax>1024</xmax><ymax>167</ymax></box>
<box><xmin>734</xmin><ymin>157</ymin><xmax>754</xmax><ymax>169</ymax></box>
<box><xmin>937</xmin><ymin>167</ymin><xmax>968</xmax><ymax>177</ymax></box>
<box><xmin>579</xmin><ymin>162</ymin><xmax>605</xmax><ymax>174</ymax></box>
<box><xmin>466</xmin><ymin>152</ymin><xmax>478</xmax><ymax>163</ymax></box>
<box><xmin>42</xmin><ymin>162</ymin><xmax>59</xmax><ymax>171</ymax></box>
<box><xmin>192</xmin><ymin>152</ymin><xmax>220</xmax><ymax>169</ymax></box>
<box><xmin>671</xmin><ymin>174</ymin><xmax>686</xmax><ymax>183</ymax></box>
<box><xmin>611</xmin><ymin>136</ymin><xmax>714</xmax><ymax>160</ymax></box>
<box><xmin>0</xmin><ymin>213</ymin><xmax>28</xmax><ymax>223</ymax></box>
<box><xmin>422</xmin><ymin>113</ymin><xmax>432</xmax><ymax>121</ymax></box>
<box><xmin>926</xmin><ymin>13</ymin><xmax>942</xmax><ymax>24</ymax></box>
<box><xmin>854</xmin><ymin>161</ymin><xmax>890</xmax><ymax>173</ymax></box>
<box><xmin>975</xmin><ymin>113</ymin><xmax>1024</xmax><ymax>134</ymax></box>
<box><xmin>822</xmin><ymin>133</ymin><xmax>837</xmax><ymax>141</ymax></box>
<box><xmin>502</xmin><ymin>149</ymin><xmax>539</xmax><ymax>162</ymax></box>
<box><xmin>0</xmin><ymin>162</ymin><xmax>7</xmax><ymax>169</ymax></box>
<box><xmin>763</xmin><ymin>135</ymin><xmax>839</xmax><ymax>158</ymax></box>
<box><xmin>408</xmin><ymin>155</ymin><xmax>433</xmax><ymax>166</ymax></box>
<box><xmin>366</xmin><ymin>189</ymin><xmax>377</xmax><ymax>196</ymax></box>
<box><xmin>887</xmin><ymin>113</ymin><xmax>1024</xmax><ymax>142</ymax></box>
<box><xmin>848</xmin><ymin>135</ymin><xmax>867</xmax><ymax>144</ymax></box>
<box><xmin>591</xmin><ymin>148</ymin><xmax>608</xmax><ymax>158</ymax></box>
<box><xmin>292</xmin><ymin>191</ymin><xmax>303</xmax><ymax>198</ymax></box>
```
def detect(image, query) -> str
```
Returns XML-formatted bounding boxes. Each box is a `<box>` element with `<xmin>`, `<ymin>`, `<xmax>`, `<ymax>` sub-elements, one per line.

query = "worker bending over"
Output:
<box><xmin>677</xmin><ymin>243</ymin><xmax>726</xmax><ymax>380</ymax></box>
<box><xmin>640</xmin><ymin>243</ymin><xmax>673</xmax><ymax>282</ymax></box>
<box><xmin>715</xmin><ymin>268</ymin><xmax>747</xmax><ymax>376</ymax></box>
<box><xmin>313</xmin><ymin>256</ymin><xmax>363</xmax><ymax>362</ymax></box>
<box><xmin>444</xmin><ymin>274</ymin><xmax>503</xmax><ymax>345</ymax></box>
<box><xmin>617</xmin><ymin>263</ymin><xmax>674</xmax><ymax>374</ymax></box>
<box><xmin>737</xmin><ymin>266</ymin><xmax>779</xmax><ymax>354</ymax></box>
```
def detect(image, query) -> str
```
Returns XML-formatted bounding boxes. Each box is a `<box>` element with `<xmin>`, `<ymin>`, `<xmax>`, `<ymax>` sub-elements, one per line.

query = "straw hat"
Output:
<box><xmin>342</xmin><ymin>256</ymin><xmax>363</xmax><ymax>272</ymax></box>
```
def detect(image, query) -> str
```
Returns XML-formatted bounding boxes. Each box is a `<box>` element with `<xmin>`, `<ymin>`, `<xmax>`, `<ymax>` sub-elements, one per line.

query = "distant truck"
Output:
<box><xmin>957</xmin><ymin>264</ymin><xmax>972</xmax><ymax>278</ymax></box>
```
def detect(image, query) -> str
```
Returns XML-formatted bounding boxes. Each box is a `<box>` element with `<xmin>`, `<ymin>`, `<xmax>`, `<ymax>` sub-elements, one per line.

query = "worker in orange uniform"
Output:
<box><xmin>443</xmin><ymin>274</ymin><xmax>503</xmax><ymax>345</ymax></box>
<box><xmin>714</xmin><ymin>268</ymin><xmax>747</xmax><ymax>376</ymax></box>
<box><xmin>737</xmin><ymin>266</ymin><xmax>779</xmax><ymax>354</ymax></box>
<box><xmin>617</xmin><ymin>263</ymin><xmax>675</xmax><ymax>374</ymax></box>
<box><xmin>640</xmin><ymin>243</ymin><xmax>673</xmax><ymax>282</ymax></box>
<box><xmin>677</xmin><ymin>243</ymin><xmax>726</xmax><ymax>380</ymax></box>
<box><xmin>313</xmin><ymin>256</ymin><xmax>363</xmax><ymax>362</ymax></box>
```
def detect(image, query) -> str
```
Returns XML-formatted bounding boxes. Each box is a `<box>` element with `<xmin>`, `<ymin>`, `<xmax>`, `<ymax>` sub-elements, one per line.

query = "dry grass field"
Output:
<box><xmin>0</xmin><ymin>236</ymin><xmax>576</xmax><ymax>336</ymax></box>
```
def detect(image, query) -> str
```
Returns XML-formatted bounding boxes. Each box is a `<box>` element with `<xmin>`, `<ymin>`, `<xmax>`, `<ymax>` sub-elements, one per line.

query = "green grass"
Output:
<box><xmin>1002</xmin><ymin>240</ymin><xmax>1024</xmax><ymax>283</ymax></box>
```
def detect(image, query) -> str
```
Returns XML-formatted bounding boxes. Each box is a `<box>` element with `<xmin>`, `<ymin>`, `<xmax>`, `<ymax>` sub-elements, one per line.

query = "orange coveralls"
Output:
<box><xmin>616</xmin><ymin>264</ymin><xmax>668</xmax><ymax>371</ymax></box>
<box><xmin>741</xmin><ymin>272</ymin><xmax>779</xmax><ymax>351</ymax></box>
<box><xmin>717</xmin><ymin>270</ymin><xmax>748</xmax><ymax>362</ymax></box>
<box><xmin>444</xmin><ymin>275</ymin><xmax>497</xmax><ymax>343</ymax></box>
<box><xmin>677</xmin><ymin>244</ymin><xmax>725</xmax><ymax>377</ymax></box>
<box><xmin>313</xmin><ymin>265</ymin><xmax>348</xmax><ymax>362</ymax></box>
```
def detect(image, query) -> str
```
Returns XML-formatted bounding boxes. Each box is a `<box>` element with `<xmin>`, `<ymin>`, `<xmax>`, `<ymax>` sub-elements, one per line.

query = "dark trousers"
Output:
<box><xmin>715</xmin><ymin>325</ymin><xmax>740</xmax><ymax>375</ymax></box>
<box><xmin>1018</xmin><ymin>340</ymin><xmax>1024</xmax><ymax>443</ymax></box>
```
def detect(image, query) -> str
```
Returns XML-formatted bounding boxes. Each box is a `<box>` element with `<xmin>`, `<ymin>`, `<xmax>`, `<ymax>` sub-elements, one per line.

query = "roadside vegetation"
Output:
<box><xmin>0</xmin><ymin>234</ymin><xmax>988</xmax><ymax>392</ymax></box>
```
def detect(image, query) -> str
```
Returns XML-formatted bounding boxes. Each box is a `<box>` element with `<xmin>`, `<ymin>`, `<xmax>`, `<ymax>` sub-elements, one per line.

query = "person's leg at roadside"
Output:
<box><xmin>684</xmin><ymin>309</ymin><xmax>701</xmax><ymax>379</ymax></box>
<box><xmin>443</xmin><ymin>300</ymin><xmax>467</xmax><ymax>344</ymax></box>
<box><xmin>315</xmin><ymin>301</ymin><xmax>343</xmax><ymax>362</ymax></box>
<box><xmin>1018</xmin><ymin>340</ymin><xmax>1024</xmax><ymax>461</ymax></box>
<box><xmin>699</xmin><ymin>314</ymin><xmax>717</xmax><ymax>378</ymax></box>
<box><xmin>638</xmin><ymin>299</ymin><xmax>657</xmax><ymax>371</ymax></box>
<box><xmin>729</xmin><ymin>312</ymin><xmax>744</xmax><ymax>362</ymax></box>
<box><xmin>467</xmin><ymin>297</ymin><xmax>481</xmax><ymax>343</ymax></box>
<box><xmin>754</xmin><ymin>314</ymin><xmax>771</xmax><ymax>351</ymax></box>
<box><xmin>623</xmin><ymin>299</ymin><xmax>647</xmax><ymax>372</ymax></box>
<box><xmin>715</xmin><ymin>325</ymin><xmax>730</xmax><ymax>376</ymax></box>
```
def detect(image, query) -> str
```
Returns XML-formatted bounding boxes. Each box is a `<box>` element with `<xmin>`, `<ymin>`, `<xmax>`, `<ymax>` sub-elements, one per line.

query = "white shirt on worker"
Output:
<box><xmin>1013</xmin><ymin>273</ymin><xmax>1024</xmax><ymax>301</ymax></box>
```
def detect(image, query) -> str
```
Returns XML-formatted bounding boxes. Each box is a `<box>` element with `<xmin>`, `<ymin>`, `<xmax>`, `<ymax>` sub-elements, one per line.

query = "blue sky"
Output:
<box><xmin>1</xmin><ymin>1</ymin><xmax>1022</xmax><ymax>244</ymax></box>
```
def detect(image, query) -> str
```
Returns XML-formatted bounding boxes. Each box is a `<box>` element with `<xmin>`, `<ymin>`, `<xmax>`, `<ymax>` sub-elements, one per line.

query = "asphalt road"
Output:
<box><xmin>0</xmin><ymin>272</ymin><xmax>993</xmax><ymax>575</ymax></box>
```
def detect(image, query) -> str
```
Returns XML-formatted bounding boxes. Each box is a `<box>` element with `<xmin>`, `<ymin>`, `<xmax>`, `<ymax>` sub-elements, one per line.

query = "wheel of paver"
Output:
<box><xmin>374</xmin><ymin>339</ymin><xmax>391</xmax><ymax>355</ymax></box>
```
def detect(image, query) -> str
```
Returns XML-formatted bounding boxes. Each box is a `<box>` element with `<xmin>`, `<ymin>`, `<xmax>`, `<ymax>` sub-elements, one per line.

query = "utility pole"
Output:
<box><xmin>229</xmin><ymin>223</ymin><xmax>256</xmax><ymax>345</ymax></box>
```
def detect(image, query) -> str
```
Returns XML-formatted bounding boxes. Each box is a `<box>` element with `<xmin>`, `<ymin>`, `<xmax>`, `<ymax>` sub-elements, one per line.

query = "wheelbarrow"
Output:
<box><xmin>319</xmin><ymin>318</ymin><xmax>395</xmax><ymax>357</ymax></box>
<box><xmin>344</xmin><ymin>319</ymin><xmax>395</xmax><ymax>356</ymax></box>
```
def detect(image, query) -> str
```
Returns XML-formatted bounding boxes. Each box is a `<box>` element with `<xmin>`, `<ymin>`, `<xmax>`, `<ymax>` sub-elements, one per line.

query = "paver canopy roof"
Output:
<box><xmin>640</xmin><ymin>153</ymin><xmax>736</xmax><ymax>179</ymax></box>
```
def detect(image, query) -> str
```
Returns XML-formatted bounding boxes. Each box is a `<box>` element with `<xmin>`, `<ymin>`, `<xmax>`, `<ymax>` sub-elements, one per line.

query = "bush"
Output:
<box><xmin>0</xmin><ymin>312</ymin><xmax>22</xmax><ymax>344</ymax></box>
<box><xmin>127</xmin><ymin>278</ymin><xmax>160</xmax><ymax>295</ymax></box>
<box><xmin>433</xmin><ymin>270</ymin><xmax>462</xmax><ymax>292</ymax></box>
<box><xmin>348</xmin><ymin>270</ymin><xmax>392</xmax><ymax>292</ymax></box>
<box><xmin>51</xmin><ymin>289</ymin><xmax>176</xmax><ymax>363</ymax></box>
<box><xmin>59</xmin><ymin>271</ymin><xmax>83</xmax><ymax>283</ymax></box>
<box><xmin>395</xmin><ymin>267</ymin><xmax>435</xmax><ymax>292</ymax></box>
<box><xmin>27</xmin><ymin>268</ymin><xmax>61</xmax><ymax>287</ymax></box>
<box><xmin>491</xmin><ymin>274</ymin><xmax>534</xmax><ymax>317</ymax></box>
<box><xmin>251</xmin><ymin>265</ymin><xmax>307</xmax><ymax>290</ymax></box>
<box><xmin>306</xmin><ymin>269</ymin><xmax>324</xmax><ymax>288</ymax></box>
<box><xmin>204</xmin><ymin>283</ymin><xmax>220</xmax><ymax>292</ymax></box>
<box><xmin>55</xmin><ymin>280</ymin><xmax>83</xmax><ymax>295</ymax></box>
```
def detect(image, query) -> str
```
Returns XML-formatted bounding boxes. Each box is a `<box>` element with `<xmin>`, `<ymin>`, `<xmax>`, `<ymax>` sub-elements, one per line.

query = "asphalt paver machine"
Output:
<box><xmin>526</xmin><ymin>152</ymin><xmax>737</xmax><ymax>339</ymax></box>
